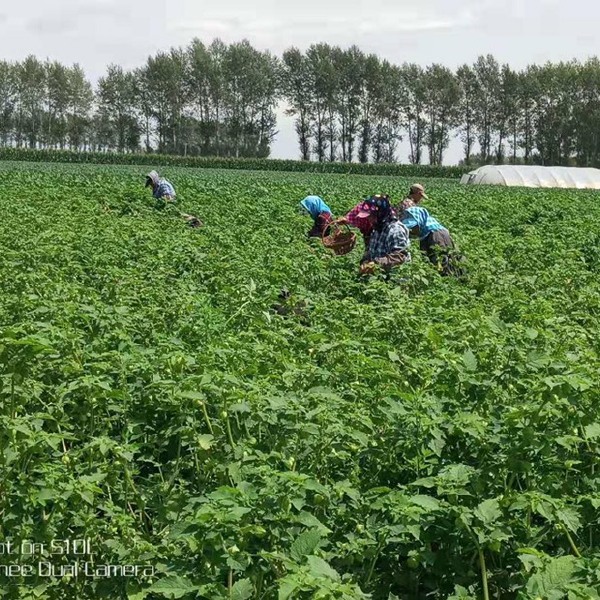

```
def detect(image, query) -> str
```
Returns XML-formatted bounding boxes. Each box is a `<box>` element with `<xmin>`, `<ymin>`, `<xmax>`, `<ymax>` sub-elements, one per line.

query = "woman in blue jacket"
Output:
<box><xmin>299</xmin><ymin>195</ymin><xmax>333</xmax><ymax>238</ymax></box>
<box><xmin>400</xmin><ymin>206</ymin><xmax>465</xmax><ymax>277</ymax></box>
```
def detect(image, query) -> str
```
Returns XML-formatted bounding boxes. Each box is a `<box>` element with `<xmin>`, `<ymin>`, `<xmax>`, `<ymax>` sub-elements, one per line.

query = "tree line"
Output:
<box><xmin>2</xmin><ymin>40</ymin><xmax>600</xmax><ymax>166</ymax></box>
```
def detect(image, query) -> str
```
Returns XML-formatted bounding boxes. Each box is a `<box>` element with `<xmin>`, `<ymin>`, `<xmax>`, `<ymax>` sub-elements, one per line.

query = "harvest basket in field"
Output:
<box><xmin>322</xmin><ymin>220</ymin><xmax>357</xmax><ymax>255</ymax></box>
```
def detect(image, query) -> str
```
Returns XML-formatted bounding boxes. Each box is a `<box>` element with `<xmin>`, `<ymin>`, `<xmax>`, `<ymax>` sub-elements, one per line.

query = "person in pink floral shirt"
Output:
<box><xmin>338</xmin><ymin>199</ymin><xmax>376</xmax><ymax>259</ymax></box>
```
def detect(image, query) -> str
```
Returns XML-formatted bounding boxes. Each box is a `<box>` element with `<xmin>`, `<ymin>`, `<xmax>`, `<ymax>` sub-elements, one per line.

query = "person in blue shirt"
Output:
<box><xmin>145</xmin><ymin>170</ymin><xmax>204</xmax><ymax>227</ymax></box>
<box><xmin>299</xmin><ymin>195</ymin><xmax>333</xmax><ymax>237</ymax></box>
<box><xmin>400</xmin><ymin>206</ymin><xmax>465</xmax><ymax>277</ymax></box>
<box><xmin>145</xmin><ymin>170</ymin><xmax>176</xmax><ymax>201</ymax></box>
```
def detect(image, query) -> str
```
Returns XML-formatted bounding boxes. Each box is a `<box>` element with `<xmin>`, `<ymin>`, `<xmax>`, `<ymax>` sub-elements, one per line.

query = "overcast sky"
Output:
<box><xmin>0</xmin><ymin>0</ymin><xmax>598</xmax><ymax>163</ymax></box>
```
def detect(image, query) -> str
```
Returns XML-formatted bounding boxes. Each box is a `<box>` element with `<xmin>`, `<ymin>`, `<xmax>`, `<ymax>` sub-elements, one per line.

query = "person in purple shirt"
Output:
<box><xmin>400</xmin><ymin>206</ymin><xmax>466</xmax><ymax>277</ymax></box>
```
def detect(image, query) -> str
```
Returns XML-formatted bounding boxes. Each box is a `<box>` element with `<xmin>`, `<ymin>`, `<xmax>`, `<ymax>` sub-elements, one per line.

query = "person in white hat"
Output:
<box><xmin>398</xmin><ymin>183</ymin><xmax>428</xmax><ymax>212</ymax></box>
<box><xmin>145</xmin><ymin>170</ymin><xmax>204</xmax><ymax>227</ymax></box>
<box><xmin>145</xmin><ymin>170</ymin><xmax>176</xmax><ymax>202</ymax></box>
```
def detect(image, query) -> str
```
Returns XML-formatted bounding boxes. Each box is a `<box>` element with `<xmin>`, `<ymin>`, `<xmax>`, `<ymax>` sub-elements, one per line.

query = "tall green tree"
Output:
<box><xmin>66</xmin><ymin>65</ymin><xmax>93</xmax><ymax>150</ymax></box>
<box><xmin>132</xmin><ymin>67</ymin><xmax>154</xmax><ymax>152</ymax></box>
<box><xmin>423</xmin><ymin>64</ymin><xmax>460</xmax><ymax>165</ymax></box>
<box><xmin>573</xmin><ymin>58</ymin><xmax>600</xmax><ymax>166</ymax></box>
<box><xmin>44</xmin><ymin>61</ymin><xmax>70</xmax><ymax>148</ymax></box>
<box><xmin>187</xmin><ymin>38</ymin><xmax>215</xmax><ymax>155</ymax></box>
<box><xmin>518</xmin><ymin>67</ymin><xmax>537</xmax><ymax>163</ymax></box>
<box><xmin>306</xmin><ymin>44</ymin><xmax>338</xmax><ymax>162</ymax></box>
<box><xmin>401</xmin><ymin>63</ymin><xmax>427</xmax><ymax>165</ymax></box>
<box><xmin>221</xmin><ymin>40</ymin><xmax>279</xmax><ymax>158</ymax></box>
<box><xmin>97</xmin><ymin>65</ymin><xmax>140</xmax><ymax>152</ymax></box>
<box><xmin>472</xmin><ymin>55</ymin><xmax>500</xmax><ymax>163</ymax></box>
<box><xmin>16</xmin><ymin>55</ymin><xmax>46</xmax><ymax>148</ymax></box>
<box><xmin>456</xmin><ymin>64</ymin><xmax>479</xmax><ymax>165</ymax></box>
<box><xmin>357</xmin><ymin>54</ymin><xmax>382</xmax><ymax>164</ymax></box>
<box><xmin>334</xmin><ymin>46</ymin><xmax>363</xmax><ymax>162</ymax></box>
<box><xmin>281</xmin><ymin>47</ymin><xmax>314</xmax><ymax>160</ymax></box>
<box><xmin>0</xmin><ymin>61</ymin><xmax>16</xmax><ymax>146</ymax></box>
<box><xmin>372</xmin><ymin>62</ymin><xmax>404</xmax><ymax>163</ymax></box>
<box><xmin>531</xmin><ymin>61</ymin><xmax>576</xmax><ymax>165</ymax></box>
<box><xmin>143</xmin><ymin>49</ymin><xmax>188</xmax><ymax>153</ymax></box>
<box><xmin>494</xmin><ymin>65</ymin><xmax>520</xmax><ymax>162</ymax></box>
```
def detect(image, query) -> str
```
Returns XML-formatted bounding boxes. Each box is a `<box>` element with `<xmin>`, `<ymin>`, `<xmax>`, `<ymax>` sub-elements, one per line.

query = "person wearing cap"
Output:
<box><xmin>299</xmin><ymin>195</ymin><xmax>333</xmax><ymax>238</ymax></box>
<box><xmin>359</xmin><ymin>195</ymin><xmax>411</xmax><ymax>276</ymax></box>
<box><xmin>145</xmin><ymin>170</ymin><xmax>176</xmax><ymax>202</ymax></box>
<box><xmin>399</xmin><ymin>183</ymin><xmax>428</xmax><ymax>211</ymax></box>
<box><xmin>400</xmin><ymin>206</ymin><xmax>465</xmax><ymax>277</ymax></box>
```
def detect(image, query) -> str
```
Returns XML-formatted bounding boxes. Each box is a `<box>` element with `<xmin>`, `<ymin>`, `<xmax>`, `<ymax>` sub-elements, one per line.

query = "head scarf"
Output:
<box><xmin>300</xmin><ymin>196</ymin><xmax>331</xmax><ymax>219</ymax></box>
<box><xmin>145</xmin><ymin>170</ymin><xmax>160</xmax><ymax>188</ymax></box>
<box><xmin>364</xmin><ymin>194</ymin><xmax>393</xmax><ymax>230</ymax></box>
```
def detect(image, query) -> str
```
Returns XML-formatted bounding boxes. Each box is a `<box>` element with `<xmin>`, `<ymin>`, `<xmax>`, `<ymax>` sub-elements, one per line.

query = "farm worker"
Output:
<box><xmin>299</xmin><ymin>195</ymin><xmax>333</xmax><ymax>238</ymax></box>
<box><xmin>359</xmin><ymin>195</ymin><xmax>411</xmax><ymax>275</ymax></box>
<box><xmin>399</xmin><ymin>183</ymin><xmax>428</xmax><ymax>211</ymax></box>
<box><xmin>400</xmin><ymin>206</ymin><xmax>465</xmax><ymax>277</ymax></box>
<box><xmin>145</xmin><ymin>170</ymin><xmax>176</xmax><ymax>201</ymax></box>
<box><xmin>337</xmin><ymin>200</ymin><xmax>376</xmax><ymax>259</ymax></box>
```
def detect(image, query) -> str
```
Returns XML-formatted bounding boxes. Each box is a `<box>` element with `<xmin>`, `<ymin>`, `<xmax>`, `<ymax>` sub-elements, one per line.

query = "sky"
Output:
<box><xmin>0</xmin><ymin>0</ymin><xmax>598</xmax><ymax>164</ymax></box>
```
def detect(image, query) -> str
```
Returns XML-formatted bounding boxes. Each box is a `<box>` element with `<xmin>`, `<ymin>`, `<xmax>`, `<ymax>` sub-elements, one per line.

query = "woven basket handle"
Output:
<box><xmin>322</xmin><ymin>219</ymin><xmax>350</xmax><ymax>241</ymax></box>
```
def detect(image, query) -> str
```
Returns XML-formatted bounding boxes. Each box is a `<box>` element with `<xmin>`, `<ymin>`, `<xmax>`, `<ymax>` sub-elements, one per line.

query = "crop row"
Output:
<box><xmin>0</xmin><ymin>163</ymin><xmax>599</xmax><ymax>599</ymax></box>
<box><xmin>0</xmin><ymin>148</ymin><xmax>471</xmax><ymax>179</ymax></box>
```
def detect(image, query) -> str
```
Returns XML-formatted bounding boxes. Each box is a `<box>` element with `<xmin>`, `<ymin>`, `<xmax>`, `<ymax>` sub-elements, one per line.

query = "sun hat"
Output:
<box><xmin>409</xmin><ymin>183</ymin><xmax>428</xmax><ymax>199</ymax></box>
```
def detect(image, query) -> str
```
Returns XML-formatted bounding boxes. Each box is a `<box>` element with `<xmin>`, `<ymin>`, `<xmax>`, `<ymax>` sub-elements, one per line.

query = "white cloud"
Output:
<box><xmin>170</xmin><ymin>0</ymin><xmax>482</xmax><ymax>41</ymax></box>
<box><xmin>28</xmin><ymin>15</ymin><xmax>78</xmax><ymax>35</ymax></box>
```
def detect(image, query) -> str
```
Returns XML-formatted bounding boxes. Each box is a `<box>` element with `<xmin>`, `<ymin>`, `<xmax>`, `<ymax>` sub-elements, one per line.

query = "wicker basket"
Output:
<box><xmin>322</xmin><ymin>220</ymin><xmax>357</xmax><ymax>256</ymax></box>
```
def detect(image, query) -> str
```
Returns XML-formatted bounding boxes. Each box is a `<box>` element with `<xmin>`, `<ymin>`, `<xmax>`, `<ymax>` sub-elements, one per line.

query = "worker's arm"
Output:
<box><xmin>374</xmin><ymin>251</ymin><xmax>410</xmax><ymax>268</ymax></box>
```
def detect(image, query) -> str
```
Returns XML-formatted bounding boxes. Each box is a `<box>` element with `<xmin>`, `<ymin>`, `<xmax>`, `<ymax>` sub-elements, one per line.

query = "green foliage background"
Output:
<box><xmin>0</xmin><ymin>149</ymin><xmax>470</xmax><ymax>179</ymax></box>
<box><xmin>0</xmin><ymin>162</ymin><xmax>599</xmax><ymax>599</ymax></box>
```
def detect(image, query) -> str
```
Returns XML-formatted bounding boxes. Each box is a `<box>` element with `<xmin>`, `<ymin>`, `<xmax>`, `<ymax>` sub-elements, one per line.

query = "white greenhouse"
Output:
<box><xmin>460</xmin><ymin>165</ymin><xmax>600</xmax><ymax>189</ymax></box>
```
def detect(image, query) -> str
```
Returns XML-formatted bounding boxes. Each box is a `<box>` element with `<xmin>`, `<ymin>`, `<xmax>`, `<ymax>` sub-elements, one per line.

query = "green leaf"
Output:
<box><xmin>517</xmin><ymin>548</ymin><xmax>545</xmax><ymax>573</ymax></box>
<box><xmin>447</xmin><ymin>585</ymin><xmax>476</xmax><ymax>600</ymax></box>
<box><xmin>294</xmin><ymin>512</ymin><xmax>332</xmax><ymax>534</ymax></box>
<box><xmin>584</xmin><ymin>423</ymin><xmax>600</xmax><ymax>440</ymax></box>
<box><xmin>278</xmin><ymin>579</ymin><xmax>298</xmax><ymax>600</ymax></box>
<box><xmin>231</xmin><ymin>578</ymin><xmax>253</xmax><ymax>600</ymax></box>
<box><xmin>526</xmin><ymin>556</ymin><xmax>579</xmax><ymax>598</ymax></box>
<box><xmin>474</xmin><ymin>498</ymin><xmax>501</xmax><ymax>525</ymax></box>
<box><xmin>177</xmin><ymin>390</ymin><xmax>205</xmax><ymax>401</ymax></box>
<box><xmin>197</xmin><ymin>434</ymin><xmax>214</xmax><ymax>450</ymax></box>
<box><xmin>556</xmin><ymin>507</ymin><xmax>581</xmax><ymax>533</ymax></box>
<box><xmin>37</xmin><ymin>488</ymin><xmax>56</xmax><ymax>502</ymax></box>
<box><xmin>462</xmin><ymin>350</ymin><xmax>478</xmax><ymax>372</ymax></box>
<box><xmin>410</xmin><ymin>495</ymin><xmax>441</xmax><ymax>511</ymax></box>
<box><xmin>147</xmin><ymin>575</ymin><xmax>200</xmax><ymax>599</ymax></box>
<box><xmin>290</xmin><ymin>529</ymin><xmax>321</xmax><ymax>562</ymax></box>
<box><xmin>32</xmin><ymin>585</ymin><xmax>49</xmax><ymax>598</ymax></box>
<box><xmin>306</xmin><ymin>555</ymin><xmax>340</xmax><ymax>581</ymax></box>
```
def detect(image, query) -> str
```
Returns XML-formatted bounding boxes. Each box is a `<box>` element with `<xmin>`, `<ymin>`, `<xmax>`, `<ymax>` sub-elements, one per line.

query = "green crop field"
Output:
<box><xmin>1</xmin><ymin>161</ymin><xmax>599</xmax><ymax>599</ymax></box>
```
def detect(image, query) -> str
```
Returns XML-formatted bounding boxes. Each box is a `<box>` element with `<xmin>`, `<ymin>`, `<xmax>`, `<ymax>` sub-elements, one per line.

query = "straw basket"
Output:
<box><xmin>322</xmin><ymin>220</ymin><xmax>357</xmax><ymax>256</ymax></box>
